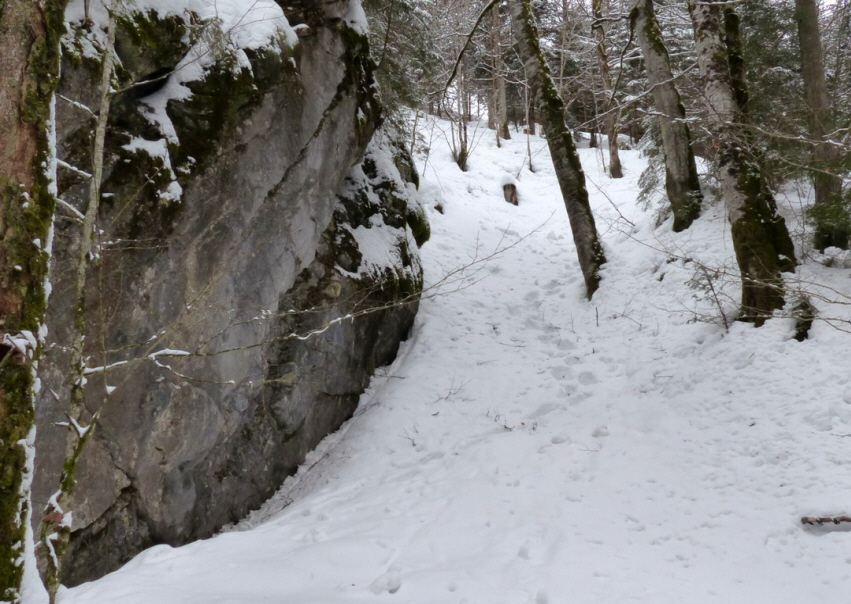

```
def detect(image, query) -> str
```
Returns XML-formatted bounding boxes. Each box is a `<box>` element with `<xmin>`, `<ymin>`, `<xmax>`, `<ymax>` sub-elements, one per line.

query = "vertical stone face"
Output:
<box><xmin>31</xmin><ymin>0</ymin><xmax>426</xmax><ymax>585</ymax></box>
<box><xmin>631</xmin><ymin>0</ymin><xmax>702</xmax><ymax>231</ymax></box>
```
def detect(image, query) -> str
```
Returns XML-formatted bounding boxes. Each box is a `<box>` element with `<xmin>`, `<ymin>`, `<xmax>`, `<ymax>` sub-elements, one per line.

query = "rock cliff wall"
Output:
<box><xmin>34</xmin><ymin>0</ymin><xmax>425</xmax><ymax>584</ymax></box>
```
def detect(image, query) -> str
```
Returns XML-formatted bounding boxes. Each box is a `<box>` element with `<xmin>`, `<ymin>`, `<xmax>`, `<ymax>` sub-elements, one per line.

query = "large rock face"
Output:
<box><xmin>34</xmin><ymin>0</ymin><xmax>425</xmax><ymax>585</ymax></box>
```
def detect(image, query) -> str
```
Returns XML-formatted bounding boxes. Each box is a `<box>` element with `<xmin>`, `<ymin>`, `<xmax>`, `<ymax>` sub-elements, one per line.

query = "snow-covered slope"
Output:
<box><xmin>60</xmin><ymin>118</ymin><xmax>851</xmax><ymax>603</ymax></box>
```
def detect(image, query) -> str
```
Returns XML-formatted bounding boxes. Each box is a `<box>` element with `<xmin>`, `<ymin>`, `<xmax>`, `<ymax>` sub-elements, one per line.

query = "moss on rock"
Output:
<box><xmin>114</xmin><ymin>11</ymin><xmax>190</xmax><ymax>86</ymax></box>
<box><xmin>0</xmin><ymin>1</ymin><xmax>65</xmax><ymax>598</ymax></box>
<box><xmin>406</xmin><ymin>202</ymin><xmax>430</xmax><ymax>247</ymax></box>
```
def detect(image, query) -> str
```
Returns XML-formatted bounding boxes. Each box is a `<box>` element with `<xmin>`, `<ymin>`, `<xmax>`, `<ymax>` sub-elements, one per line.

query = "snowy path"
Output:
<box><xmin>62</xmin><ymin>122</ymin><xmax>851</xmax><ymax>603</ymax></box>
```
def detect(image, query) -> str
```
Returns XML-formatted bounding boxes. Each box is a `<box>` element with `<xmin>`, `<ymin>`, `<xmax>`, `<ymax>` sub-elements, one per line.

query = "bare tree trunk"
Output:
<box><xmin>525</xmin><ymin>86</ymin><xmax>535</xmax><ymax>173</ymax></box>
<box><xmin>795</xmin><ymin>0</ymin><xmax>847</xmax><ymax>250</ymax></box>
<box><xmin>592</xmin><ymin>0</ymin><xmax>623</xmax><ymax>178</ymax></box>
<box><xmin>510</xmin><ymin>0</ymin><xmax>606</xmax><ymax>298</ymax></box>
<box><xmin>490</xmin><ymin>7</ymin><xmax>510</xmax><ymax>143</ymax></box>
<box><xmin>450</xmin><ymin>72</ymin><xmax>470</xmax><ymax>170</ymax></box>
<box><xmin>487</xmin><ymin>86</ymin><xmax>496</xmax><ymax>131</ymax></box>
<box><xmin>687</xmin><ymin>0</ymin><xmax>796</xmax><ymax>325</ymax></box>
<box><xmin>0</xmin><ymin>1</ymin><xmax>65</xmax><ymax>600</ymax></box>
<box><xmin>631</xmin><ymin>0</ymin><xmax>701</xmax><ymax>230</ymax></box>
<box><xmin>497</xmin><ymin>74</ymin><xmax>509</xmax><ymax>140</ymax></box>
<box><xmin>588</xmin><ymin>90</ymin><xmax>599</xmax><ymax>147</ymax></box>
<box><xmin>559</xmin><ymin>0</ymin><xmax>570</xmax><ymax>91</ymax></box>
<box><xmin>38</xmin><ymin>11</ymin><xmax>116</xmax><ymax>602</ymax></box>
<box><xmin>832</xmin><ymin>0</ymin><xmax>851</xmax><ymax>107</ymax></box>
<box><xmin>527</xmin><ymin>93</ymin><xmax>536</xmax><ymax>135</ymax></box>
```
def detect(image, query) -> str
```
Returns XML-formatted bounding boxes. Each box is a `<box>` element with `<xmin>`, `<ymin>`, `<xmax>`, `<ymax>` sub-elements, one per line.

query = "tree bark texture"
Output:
<box><xmin>794</xmin><ymin>0</ymin><xmax>846</xmax><ymax>250</ymax></box>
<box><xmin>0</xmin><ymin>1</ymin><xmax>65</xmax><ymax>601</ymax></box>
<box><xmin>592</xmin><ymin>0</ymin><xmax>623</xmax><ymax>178</ymax></box>
<box><xmin>631</xmin><ymin>0</ymin><xmax>702</xmax><ymax>231</ymax></box>
<box><xmin>490</xmin><ymin>8</ymin><xmax>510</xmax><ymax>141</ymax></box>
<box><xmin>510</xmin><ymin>0</ymin><xmax>606</xmax><ymax>298</ymax></box>
<box><xmin>687</xmin><ymin>0</ymin><xmax>796</xmax><ymax>324</ymax></box>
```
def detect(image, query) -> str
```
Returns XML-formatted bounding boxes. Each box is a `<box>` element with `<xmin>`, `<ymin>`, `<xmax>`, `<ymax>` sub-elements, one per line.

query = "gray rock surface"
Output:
<box><xmin>34</xmin><ymin>0</ymin><xmax>425</xmax><ymax>585</ymax></box>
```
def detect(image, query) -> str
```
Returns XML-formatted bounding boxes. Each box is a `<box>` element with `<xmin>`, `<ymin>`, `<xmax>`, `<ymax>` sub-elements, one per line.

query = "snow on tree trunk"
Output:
<box><xmin>687</xmin><ymin>0</ymin><xmax>796</xmax><ymax>325</ymax></box>
<box><xmin>631</xmin><ymin>0</ymin><xmax>702</xmax><ymax>231</ymax></box>
<box><xmin>0</xmin><ymin>1</ymin><xmax>65</xmax><ymax>601</ymax></box>
<box><xmin>592</xmin><ymin>0</ymin><xmax>623</xmax><ymax>179</ymax></box>
<box><xmin>509</xmin><ymin>0</ymin><xmax>606</xmax><ymax>298</ymax></box>
<box><xmin>795</xmin><ymin>0</ymin><xmax>847</xmax><ymax>250</ymax></box>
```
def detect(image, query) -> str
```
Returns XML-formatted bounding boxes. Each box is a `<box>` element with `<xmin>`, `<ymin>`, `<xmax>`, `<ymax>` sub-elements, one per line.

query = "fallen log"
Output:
<box><xmin>801</xmin><ymin>515</ymin><xmax>851</xmax><ymax>526</ymax></box>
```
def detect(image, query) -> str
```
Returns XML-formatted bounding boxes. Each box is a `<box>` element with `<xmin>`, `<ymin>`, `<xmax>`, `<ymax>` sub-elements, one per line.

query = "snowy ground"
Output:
<box><xmin>60</xmin><ymin>118</ymin><xmax>851</xmax><ymax>603</ymax></box>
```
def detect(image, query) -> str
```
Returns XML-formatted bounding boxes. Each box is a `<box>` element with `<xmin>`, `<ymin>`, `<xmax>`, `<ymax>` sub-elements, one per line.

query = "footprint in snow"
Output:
<box><xmin>578</xmin><ymin>371</ymin><xmax>598</xmax><ymax>385</ymax></box>
<box><xmin>549</xmin><ymin>366</ymin><xmax>573</xmax><ymax>380</ymax></box>
<box><xmin>369</xmin><ymin>565</ymin><xmax>402</xmax><ymax>594</ymax></box>
<box><xmin>529</xmin><ymin>402</ymin><xmax>561</xmax><ymax>418</ymax></box>
<box><xmin>592</xmin><ymin>425</ymin><xmax>609</xmax><ymax>437</ymax></box>
<box><xmin>555</xmin><ymin>339</ymin><xmax>576</xmax><ymax>351</ymax></box>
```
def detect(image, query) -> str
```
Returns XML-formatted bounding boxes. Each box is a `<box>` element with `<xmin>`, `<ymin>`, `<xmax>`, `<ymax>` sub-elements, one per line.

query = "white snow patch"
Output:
<box><xmin>123</xmin><ymin>137</ymin><xmax>183</xmax><ymax>201</ymax></box>
<box><xmin>60</xmin><ymin>115</ymin><xmax>851</xmax><ymax>604</ymax></box>
<box><xmin>344</xmin><ymin>0</ymin><xmax>369</xmax><ymax>34</ymax></box>
<box><xmin>341</xmin><ymin>215</ymin><xmax>412</xmax><ymax>278</ymax></box>
<box><xmin>65</xmin><ymin>0</ymin><xmax>297</xmax><ymax>173</ymax></box>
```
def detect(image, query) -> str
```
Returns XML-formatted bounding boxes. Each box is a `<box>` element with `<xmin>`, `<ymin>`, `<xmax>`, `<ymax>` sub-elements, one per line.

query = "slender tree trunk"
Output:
<box><xmin>510</xmin><ymin>0</ymin><xmax>606</xmax><ymax>298</ymax></box>
<box><xmin>559</xmin><ymin>0</ymin><xmax>569</xmax><ymax>92</ymax></box>
<box><xmin>527</xmin><ymin>95</ymin><xmax>536</xmax><ymax>135</ymax></box>
<box><xmin>0</xmin><ymin>1</ymin><xmax>65</xmax><ymax>601</ymax></box>
<box><xmin>451</xmin><ymin>72</ymin><xmax>470</xmax><ymax>170</ymax></box>
<box><xmin>38</xmin><ymin>10</ymin><xmax>116</xmax><ymax>601</ymax></box>
<box><xmin>523</xmin><ymin>74</ymin><xmax>532</xmax><ymax>141</ymax></box>
<box><xmin>524</xmin><ymin>84</ymin><xmax>535</xmax><ymax>173</ymax></box>
<box><xmin>497</xmin><ymin>75</ymin><xmax>509</xmax><ymax>140</ymax></box>
<box><xmin>490</xmin><ymin>7</ymin><xmax>510</xmax><ymax>142</ymax></box>
<box><xmin>487</xmin><ymin>87</ymin><xmax>496</xmax><ymax>131</ymax></box>
<box><xmin>631</xmin><ymin>0</ymin><xmax>702</xmax><ymax>230</ymax></box>
<box><xmin>592</xmin><ymin>0</ymin><xmax>623</xmax><ymax>178</ymax></box>
<box><xmin>588</xmin><ymin>91</ymin><xmax>598</xmax><ymax>147</ymax></box>
<box><xmin>687</xmin><ymin>0</ymin><xmax>796</xmax><ymax>325</ymax></box>
<box><xmin>833</xmin><ymin>0</ymin><xmax>850</xmax><ymax>107</ymax></box>
<box><xmin>795</xmin><ymin>0</ymin><xmax>846</xmax><ymax>250</ymax></box>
